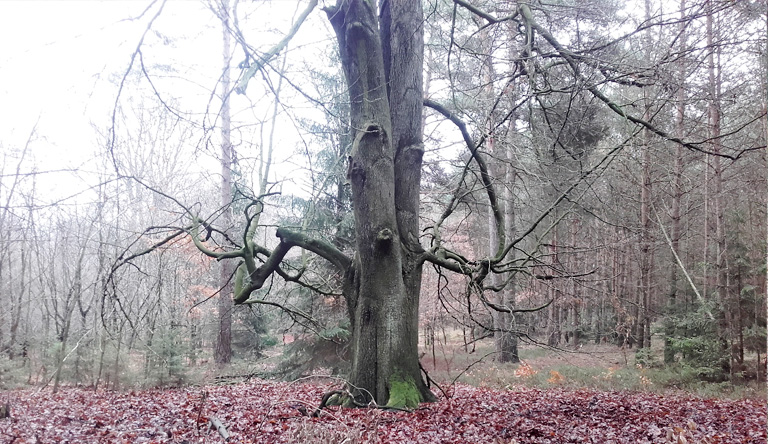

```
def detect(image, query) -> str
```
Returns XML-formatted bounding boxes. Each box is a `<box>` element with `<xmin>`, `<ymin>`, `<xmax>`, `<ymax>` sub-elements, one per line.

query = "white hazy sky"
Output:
<box><xmin>2</xmin><ymin>2</ymin><xmax>154</xmax><ymax>162</ymax></box>
<box><xmin>0</xmin><ymin>0</ymin><xmax>332</xmax><ymax>205</ymax></box>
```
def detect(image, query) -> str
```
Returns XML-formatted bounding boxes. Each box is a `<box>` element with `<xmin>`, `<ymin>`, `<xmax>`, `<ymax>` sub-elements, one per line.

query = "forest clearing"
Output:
<box><xmin>0</xmin><ymin>0</ymin><xmax>767</xmax><ymax>442</ymax></box>
<box><xmin>1</xmin><ymin>342</ymin><xmax>766</xmax><ymax>443</ymax></box>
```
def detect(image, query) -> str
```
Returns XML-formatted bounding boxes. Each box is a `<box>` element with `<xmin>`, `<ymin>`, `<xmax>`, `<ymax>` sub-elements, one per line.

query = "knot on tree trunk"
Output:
<box><xmin>376</xmin><ymin>227</ymin><xmax>394</xmax><ymax>251</ymax></box>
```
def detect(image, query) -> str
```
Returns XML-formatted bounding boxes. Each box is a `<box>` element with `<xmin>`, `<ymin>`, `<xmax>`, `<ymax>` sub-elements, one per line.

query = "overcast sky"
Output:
<box><xmin>0</xmin><ymin>0</ymin><xmax>332</xmax><ymax>206</ymax></box>
<box><xmin>2</xmin><ymin>2</ymin><xmax>149</xmax><ymax>164</ymax></box>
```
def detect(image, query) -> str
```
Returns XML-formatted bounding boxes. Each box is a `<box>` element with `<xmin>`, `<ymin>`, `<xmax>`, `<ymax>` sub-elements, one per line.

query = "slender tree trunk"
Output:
<box><xmin>478</xmin><ymin>23</ymin><xmax>518</xmax><ymax>363</ymax></box>
<box><xmin>215</xmin><ymin>0</ymin><xmax>233</xmax><ymax>365</ymax></box>
<box><xmin>763</xmin><ymin>1</ymin><xmax>768</xmax><ymax>386</ymax></box>
<box><xmin>570</xmin><ymin>218</ymin><xmax>580</xmax><ymax>349</ymax></box>
<box><xmin>53</xmin><ymin>235</ymin><xmax>88</xmax><ymax>393</ymax></box>
<box><xmin>111</xmin><ymin>326</ymin><xmax>123</xmax><ymax>391</ymax></box>
<box><xmin>52</xmin><ymin>327</ymin><xmax>70</xmax><ymax>394</ymax></box>
<box><xmin>547</xmin><ymin>229</ymin><xmax>561</xmax><ymax>347</ymax></box>
<box><xmin>707</xmin><ymin>0</ymin><xmax>730</xmax><ymax>377</ymax></box>
<box><xmin>636</xmin><ymin>0</ymin><xmax>654</xmax><ymax>351</ymax></box>
<box><xmin>497</xmin><ymin>146</ymin><xmax>519</xmax><ymax>362</ymax></box>
<box><xmin>8</xmin><ymin>246</ymin><xmax>27</xmax><ymax>359</ymax></box>
<box><xmin>624</xmin><ymin>243</ymin><xmax>636</xmax><ymax>348</ymax></box>
<box><xmin>633</xmin><ymin>274</ymin><xmax>644</xmax><ymax>349</ymax></box>
<box><xmin>665</xmin><ymin>0</ymin><xmax>687</xmax><ymax>364</ymax></box>
<box><xmin>497</xmin><ymin>13</ymin><xmax>520</xmax><ymax>363</ymax></box>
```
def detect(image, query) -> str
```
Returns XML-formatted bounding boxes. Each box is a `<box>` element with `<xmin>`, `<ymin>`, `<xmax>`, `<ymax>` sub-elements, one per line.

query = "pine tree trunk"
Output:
<box><xmin>215</xmin><ymin>0</ymin><xmax>233</xmax><ymax>365</ymax></box>
<box><xmin>707</xmin><ymin>0</ymin><xmax>731</xmax><ymax>377</ymax></box>
<box><xmin>547</xmin><ymin>230</ymin><xmax>561</xmax><ymax>347</ymax></box>
<box><xmin>496</xmin><ymin>151</ymin><xmax>519</xmax><ymax>363</ymax></box>
<box><xmin>664</xmin><ymin>0</ymin><xmax>687</xmax><ymax>365</ymax></box>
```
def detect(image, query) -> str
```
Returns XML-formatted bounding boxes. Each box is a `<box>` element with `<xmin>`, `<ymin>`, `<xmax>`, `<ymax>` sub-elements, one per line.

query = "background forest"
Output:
<box><xmin>0</xmin><ymin>0</ymin><xmax>765</xmax><ymax>401</ymax></box>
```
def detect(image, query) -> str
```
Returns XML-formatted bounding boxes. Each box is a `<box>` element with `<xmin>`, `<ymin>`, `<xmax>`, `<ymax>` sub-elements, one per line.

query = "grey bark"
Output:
<box><xmin>325</xmin><ymin>0</ymin><xmax>433</xmax><ymax>404</ymax></box>
<box><xmin>215</xmin><ymin>0</ymin><xmax>233</xmax><ymax>365</ymax></box>
<box><xmin>707</xmin><ymin>0</ymin><xmax>731</xmax><ymax>376</ymax></box>
<box><xmin>495</xmin><ymin>153</ymin><xmax>519</xmax><ymax>362</ymax></box>
<box><xmin>665</xmin><ymin>0</ymin><xmax>687</xmax><ymax>365</ymax></box>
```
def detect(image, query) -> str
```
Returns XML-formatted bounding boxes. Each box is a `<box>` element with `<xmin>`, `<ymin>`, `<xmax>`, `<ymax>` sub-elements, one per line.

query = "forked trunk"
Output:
<box><xmin>327</xmin><ymin>0</ymin><xmax>433</xmax><ymax>407</ymax></box>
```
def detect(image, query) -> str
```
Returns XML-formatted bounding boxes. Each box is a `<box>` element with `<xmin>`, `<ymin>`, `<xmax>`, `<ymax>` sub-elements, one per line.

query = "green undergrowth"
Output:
<box><xmin>424</xmin><ymin>343</ymin><xmax>765</xmax><ymax>400</ymax></box>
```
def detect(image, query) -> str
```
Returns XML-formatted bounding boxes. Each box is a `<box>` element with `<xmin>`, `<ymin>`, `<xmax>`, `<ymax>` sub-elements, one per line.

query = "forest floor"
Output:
<box><xmin>0</xmin><ymin>338</ymin><xmax>768</xmax><ymax>444</ymax></box>
<box><xmin>0</xmin><ymin>378</ymin><xmax>765</xmax><ymax>443</ymax></box>
<box><xmin>1</xmin><ymin>340</ymin><xmax>766</xmax><ymax>443</ymax></box>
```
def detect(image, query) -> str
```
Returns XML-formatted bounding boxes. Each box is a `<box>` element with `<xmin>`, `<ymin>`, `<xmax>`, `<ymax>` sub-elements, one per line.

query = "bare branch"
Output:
<box><xmin>519</xmin><ymin>4</ymin><xmax>761</xmax><ymax>161</ymax></box>
<box><xmin>452</xmin><ymin>0</ymin><xmax>519</xmax><ymax>24</ymax></box>
<box><xmin>652</xmin><ymin>203</ymin><xmax>714</xmax><ymax>321</ymax></box>
<box><xmin>424</xmin><ymin>99</ymin><xmax>505</xmax><ymax>260</ymax></box>
<box><xmin>109</xmin><ymin>0</ymin><xmax>168</xmax><ymax>175</ymax></box>
<box><xmin>234</xmin><ymin>0</ymin><xmax>318</xmax><ymax>94</ymax></box>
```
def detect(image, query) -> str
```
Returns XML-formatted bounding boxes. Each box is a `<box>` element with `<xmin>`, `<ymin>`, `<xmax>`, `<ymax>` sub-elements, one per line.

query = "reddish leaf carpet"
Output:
<box><xmin>0</xmin><ymin>381</ymin><xmax>764</xmax><ymax>443</ymax></box>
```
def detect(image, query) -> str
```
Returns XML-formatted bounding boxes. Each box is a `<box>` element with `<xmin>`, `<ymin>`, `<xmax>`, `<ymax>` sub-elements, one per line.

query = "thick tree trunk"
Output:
<box><xmin>327</xmin><ymin>0</ymin><xmax>433</xmax><ymax>407</ymax></box>
<box><xmin>382</xmin><ymin>0</ymin><xmax>430</xmax><ymax>398</ymax></box>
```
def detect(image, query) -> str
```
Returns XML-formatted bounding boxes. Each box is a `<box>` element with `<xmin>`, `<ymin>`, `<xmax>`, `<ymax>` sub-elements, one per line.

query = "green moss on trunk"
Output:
<box><xmin>386</xmin><ymin>373</ymin><xmax>420</xmax><ymax>409</ymax></box>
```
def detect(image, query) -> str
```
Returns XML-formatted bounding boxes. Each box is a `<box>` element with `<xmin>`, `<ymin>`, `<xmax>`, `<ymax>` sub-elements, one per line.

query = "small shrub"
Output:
<box><xmin>513</xmin><ymin>362</ymin><xmax>538</xmax><ymax>379</ymax></box>
<box><xmin>547</xmin><ymin>370</ymin><xmax>565</xmax><ymax>385</ymax></box>
<box><xmin>275</xmin><ymin>325</ymin><xmax>351</xmax><ymax>380</ymax></box>
<box><xmin>260</xmin><ymin>335</ymin><xmax>279</xmax><ymax>348</ymax></box>
<box><xmin>634</xmin><ymin>347</ymin><xmax>661</xmax><ymax>369</ymax></box>
<box><xmin>0</xmin><ymin>354</ymin><xmax>28</xmax><ymax>389</ymax></box>
<box><xmin>143</xmin><ymin>324</ymin><xmax>190</xmax><ymax>387</ymax></box>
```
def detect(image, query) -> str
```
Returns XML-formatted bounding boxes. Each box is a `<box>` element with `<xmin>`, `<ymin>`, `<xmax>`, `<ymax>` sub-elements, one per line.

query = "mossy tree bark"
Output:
<box><xmin>206</xmin><ymin>0</ymin><xmax>434</xmax><ymax>407</ymax></box>
<box><xmin>325</xmin><ymin>0</ymin><xmax>434</xmax><ymax>406</ymax></box>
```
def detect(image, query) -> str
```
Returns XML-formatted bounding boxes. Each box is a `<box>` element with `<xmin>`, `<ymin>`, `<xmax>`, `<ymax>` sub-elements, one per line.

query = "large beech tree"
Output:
<box><xmin>197</xmin><ymin>0</ymin><xmax>436</xmax><ymax>406</ymax></box>
<box><xmin>326</xmin><ymin>0</ymin><xmax>431</xmax><ymax>405</ymax></box>
<box><xmin>1</xmin><ymin>0</ymin><xmax>765</xmax><ymax>399</ymax></box>
<box><xmin>158</xmin><ymin>0</ymin><xmax>763</xmax><ymax>408</ymax></box>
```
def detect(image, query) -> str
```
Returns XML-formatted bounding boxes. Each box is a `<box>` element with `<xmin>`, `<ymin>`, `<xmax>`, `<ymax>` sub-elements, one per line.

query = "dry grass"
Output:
<box><xmin>418</xmin><ymin>333</ymin><xmax>767</xmax><ymax>400</ymax></box>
